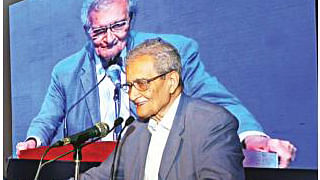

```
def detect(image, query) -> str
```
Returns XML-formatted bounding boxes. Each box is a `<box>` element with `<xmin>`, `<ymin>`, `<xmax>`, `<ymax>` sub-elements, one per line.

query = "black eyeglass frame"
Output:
<box><xmin>87</xmin><ymin>19</ymin><xmax>130</xmax><ymax>38</ymax></box>
<box><xmin>122</xmin><ymin>71</ymin><xmax>172</xmax><ymax>92</ymax></box>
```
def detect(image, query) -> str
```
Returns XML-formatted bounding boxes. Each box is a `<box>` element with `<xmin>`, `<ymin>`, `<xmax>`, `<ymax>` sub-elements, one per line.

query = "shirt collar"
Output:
<box><xmin>147</xmin><ymin>94</ymin><xmax>181</xmax><ymax>133</ymax></box>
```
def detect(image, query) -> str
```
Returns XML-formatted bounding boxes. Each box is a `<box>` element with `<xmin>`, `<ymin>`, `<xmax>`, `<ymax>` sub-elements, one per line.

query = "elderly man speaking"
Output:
<box><xmin>76</xmin><ymin>38</ymin><xmax>245</xmax><ymax>180</ymax></box>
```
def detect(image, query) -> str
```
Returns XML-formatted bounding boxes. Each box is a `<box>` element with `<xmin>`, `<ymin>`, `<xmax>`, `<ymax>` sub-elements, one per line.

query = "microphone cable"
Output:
<box><xmin>63</xmin><ymin>64</ymin><xmax>108</xmax><ymax>137</ymax></box>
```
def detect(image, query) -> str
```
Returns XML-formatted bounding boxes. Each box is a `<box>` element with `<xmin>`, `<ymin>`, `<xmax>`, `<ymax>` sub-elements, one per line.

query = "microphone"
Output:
<box><xmin>107</xmin><ymin>64</ymin><xmax>122</xmax><ymax>127</ymax></box>
<box><xmin>110</xmin><ymin>116</ymin><xmax>135</xmax><ymax>180</ymax></box>
<box><xmin>124</xmin><ymin>116</ymin><xmax>135</xmax><ymax>127</ymax></box>
<box><xmin>107</xmin><ymin>64</ymin><xmax>121</xmax><ymax>89</ymax></box>
<box><xmin>109</xmin><ymin>117</ymin><xmax>124</xmax><ymax>132</ymax></box>
<box><xmin>51</xmin><ymin>122</ymin><xmax>110</xmax><ymax>147</ymax></box>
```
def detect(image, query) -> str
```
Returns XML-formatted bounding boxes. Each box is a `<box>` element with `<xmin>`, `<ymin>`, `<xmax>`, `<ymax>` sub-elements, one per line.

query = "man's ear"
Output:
<box><xmin>168</xmin><ymin>71</ymin><xmax>180</xmax><ymax>94</ymax></box>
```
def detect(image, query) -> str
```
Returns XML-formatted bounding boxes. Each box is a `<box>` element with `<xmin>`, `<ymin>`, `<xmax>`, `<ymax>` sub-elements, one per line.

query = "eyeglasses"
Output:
<box><xmin>122</xmin><ymin>71</ymin><xmax>171</xmax><ymax>92</ymax></box>
<box><xmin>88</xmin><ymin>19</ymin><xmax>129</xmax><ymax>39</ymax></box>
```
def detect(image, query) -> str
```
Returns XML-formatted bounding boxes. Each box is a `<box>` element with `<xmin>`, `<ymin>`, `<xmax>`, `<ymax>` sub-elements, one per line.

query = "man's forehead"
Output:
<box><xmin>128</xmin><ymin>55</ymin><xmax>155</xmax><ymax>68</ymax></box>
<box><xmin>88</xmin><ymin>0</ymin><xmax>128</xmax><ymax>19</ymax></box>
<box><xmin>90</xmin><ymin>0</ymin><xmax>128</xmax><ymax>12</ymax></box>
<box><xmin>127</xmin><ymin>55</ymin><xmax>156</xmax><ymax>78</ymax></box>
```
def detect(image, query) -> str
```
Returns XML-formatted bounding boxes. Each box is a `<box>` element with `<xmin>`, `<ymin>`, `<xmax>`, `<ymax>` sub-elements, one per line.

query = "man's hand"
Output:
<box><xmin>16</xmin><ymin>139</ymin><xmax>37</xmax><ymax>157</ymax></box>
<box><xmin>244</xmin><ymin>135</ymin><xmax>297</xmax><ymax>168</ymax></box>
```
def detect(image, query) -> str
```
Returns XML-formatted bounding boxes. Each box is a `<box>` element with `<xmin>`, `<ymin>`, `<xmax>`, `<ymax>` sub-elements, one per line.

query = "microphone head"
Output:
<box><xmin>95</xmin><ymin>122</ymin><xmax>110</xmax><ymax>137</ymax></box>
<box><xmin>107</xmin><ymin>65</ymin><xmax>121</xmax><ymax>86</ymax></box>
<box><xmin>125</xmin><ymin>116</ymin><xmax>135</xmax><ymax>126</ymax></box>
<box><xmin>114</xmin><ymin>117</ymin><xmax>124</xmax><ymax>127</ymax></box>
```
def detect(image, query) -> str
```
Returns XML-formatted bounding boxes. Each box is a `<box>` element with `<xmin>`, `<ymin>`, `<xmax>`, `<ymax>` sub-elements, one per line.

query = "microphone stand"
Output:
<box><xmin>35</xmin><ymin>136</ymin><xmax>105</xmax><ymax>180</ymax></box>
<box><xmin>113</xmin><ymin>84</ymin><xmax>121</xmax><ymax>139</ymax></box>
<box><xmin>73</xmin><ymin>144</ymin><xmax>82</xmax><ymax>180</ymax></box>
<box><xmin>33</xmin><ymin>125</ymin><xmax>121</xmax><ymax>180</ymax></box>
<box><xmin>114</xmin><ymin>84</ymin><xmax>121</xmax><ymax>118</ymax></box>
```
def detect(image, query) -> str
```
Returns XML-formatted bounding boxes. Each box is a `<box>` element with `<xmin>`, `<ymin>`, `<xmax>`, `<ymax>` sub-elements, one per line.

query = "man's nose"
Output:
<box><xmin>102</xmin><ymin>29</ymin><xmax>116</xmax><ymax>44</ymax></box>
<box><xmin>129</xmin><ymin>86</ymin><xmax>140</xmax><ymax>102</ymax></box>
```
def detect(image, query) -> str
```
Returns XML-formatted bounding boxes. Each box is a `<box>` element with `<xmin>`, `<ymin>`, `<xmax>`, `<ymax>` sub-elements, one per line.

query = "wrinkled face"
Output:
<box><xmin>88</xmin><ymin>0</ymin><xmax>130</xmax><ymax>60</ymax></box>
<box><xmin>126</xmin><ymin>55</ymin><xmax>172</xmax><ymax>120</ymax></box>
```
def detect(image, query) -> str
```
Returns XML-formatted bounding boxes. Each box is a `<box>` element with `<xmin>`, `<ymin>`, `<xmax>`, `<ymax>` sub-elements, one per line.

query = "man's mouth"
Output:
<box><xmin>135</xmin><ymin>101</ymin><xmax>147</xmax><ymax>107</ymax></box>
<box><xmin>101</xmin><ymin>44</ymin><xmax>114</xmax><ymax>49</ymax></box>
<box><xmin>99</xmin><ymin>40</ymin><xmax>117</xmax><ymax>49</ymax></box>
<box><xmin>106</xmin><ymin>42</ymin><xmax>117</xmax><ymax>48</ymax></box>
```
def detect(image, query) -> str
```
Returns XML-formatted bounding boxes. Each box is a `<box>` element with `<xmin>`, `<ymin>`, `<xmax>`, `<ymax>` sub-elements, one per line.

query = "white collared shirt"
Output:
<box><xmin>144</xmin><ymin>95</ymin><xmax>181</xmax><ymax>180</ymax></box>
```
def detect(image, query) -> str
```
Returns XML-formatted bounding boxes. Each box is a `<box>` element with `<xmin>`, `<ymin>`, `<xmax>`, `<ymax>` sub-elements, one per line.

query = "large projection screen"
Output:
<box><xmin>9</xmin><ymin>0</ymin><xmax>317</xmax><ymax>169</ymax></box>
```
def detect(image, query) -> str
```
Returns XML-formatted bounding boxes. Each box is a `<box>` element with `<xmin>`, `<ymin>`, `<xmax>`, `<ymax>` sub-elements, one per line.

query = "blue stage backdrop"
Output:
<box><xmin>9</xmin><ymin>0</ymin><xmax>316</xmax><ymax>168</ymax></box>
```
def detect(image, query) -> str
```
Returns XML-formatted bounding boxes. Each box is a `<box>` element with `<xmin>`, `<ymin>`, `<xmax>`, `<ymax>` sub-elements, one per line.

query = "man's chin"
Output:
<box><xmin>137</xmin><ymin>115</ymin><xmax>148</xmax><ymax>121</ymax></box>
<box><xmin>100</xmin><ymin>53</ymin><xmax>119</xmax><ymax>60</ymax></box>
<box><xmin>136</xmin><ymin>111</ymin><xmax>150</xmax><ymax>121</ymax></box>
<box><xmin>96</xmin><ymin>48</ymin><xmax>121</xmax><ymax>60</ymax></box>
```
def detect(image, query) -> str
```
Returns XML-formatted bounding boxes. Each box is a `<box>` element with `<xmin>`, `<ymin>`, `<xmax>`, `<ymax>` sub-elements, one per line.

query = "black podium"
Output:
<box><xmin>7</xmin><ymin>158</ymin><xmax>100</xmax><ymax>180</ymax></box>
<box><xmin>6</xmin><ymin>158</ymin><xmax>317</xmax><ymax>180</ymax></box>
<box><xmin>7</xmin><ymin>143</ymin><xmax>317</xmax><ymax>180</ymax></box>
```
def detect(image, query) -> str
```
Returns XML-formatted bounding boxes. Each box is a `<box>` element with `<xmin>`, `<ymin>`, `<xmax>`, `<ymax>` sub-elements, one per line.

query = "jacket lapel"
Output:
<box><xmin>158</xmin><ymin>95</ymin><xmax>187</xmax><ymax>180</ymax></box>
<box><xmin>80</xmin><ymin>48</ymin><xmax>101</xmax><ymax>125</ymax></box>
<box><xmin>136</xmin><ymin>124</ymin><xmax>152</xmax><ymax>180</ymax></box>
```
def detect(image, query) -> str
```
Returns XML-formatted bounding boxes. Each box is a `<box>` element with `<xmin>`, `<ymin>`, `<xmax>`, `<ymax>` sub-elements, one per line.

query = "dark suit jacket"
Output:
<box><xmin>78</xmin><ymin>94</ymin><xmax>245</xmax><ymax>180</ymax></box>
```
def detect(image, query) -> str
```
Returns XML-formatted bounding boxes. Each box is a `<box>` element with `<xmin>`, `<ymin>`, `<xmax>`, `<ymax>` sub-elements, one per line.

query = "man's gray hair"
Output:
<box><xmin>126</xmin><ymin>38</ymin><xmax>182</xmax><ymax>76</ymax></box>
<box><xmin>81</xmin><ymin>0</ymin><xmax>137</xmax><ymax>28</ymax></box>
